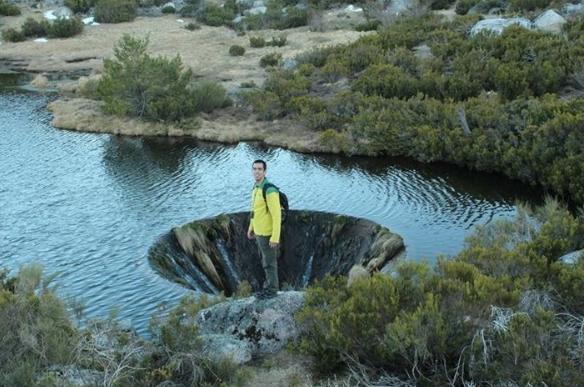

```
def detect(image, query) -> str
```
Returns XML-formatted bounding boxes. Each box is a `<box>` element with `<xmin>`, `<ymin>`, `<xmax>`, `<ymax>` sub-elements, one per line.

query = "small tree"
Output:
<box><xmin>97</xmin><ymin>35</ymin><xmax>197</xmax><ymax>122</ymax></box>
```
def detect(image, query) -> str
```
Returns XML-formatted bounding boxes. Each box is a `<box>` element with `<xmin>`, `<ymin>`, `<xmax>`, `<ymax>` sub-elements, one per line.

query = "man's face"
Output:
<box><xmin>252</xmin><ymin>162</ymin><xmax>266</xmax><ymax>182</ymax></box>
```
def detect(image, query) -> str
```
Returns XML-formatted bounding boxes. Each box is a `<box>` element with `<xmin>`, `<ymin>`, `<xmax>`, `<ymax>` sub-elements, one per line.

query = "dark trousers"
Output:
<box><xmin>256</xmin><ymin>235</ymin><xmax>279</xmax><ymax>294</ymax></box>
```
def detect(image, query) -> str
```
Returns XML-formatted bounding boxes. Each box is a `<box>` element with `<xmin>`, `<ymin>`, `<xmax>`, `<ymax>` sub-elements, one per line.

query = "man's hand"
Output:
<box><xmin>269</xmin><ymin>241</ymin><xmax>279</xmax><ymax>248</ymax></box>
<box><xmin>247</xmin><ymin>229</ymin><xmax>255</xmax><ymax>240</ymax></box>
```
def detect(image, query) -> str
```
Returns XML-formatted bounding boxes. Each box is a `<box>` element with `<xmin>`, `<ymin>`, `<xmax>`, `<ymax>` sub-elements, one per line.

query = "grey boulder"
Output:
<box><xmin>196</xmin><ymin>291</ymin><xmax>305</xmax><ymax>355</ymax></box>
<box><xmin>470</xmin><ymin>17</ymin><xmax>532</xmax><ymax>36</ymax></box>
<box><xmin>534</xmin><ymin>10</ymin><xmax>567</xmax><ymax>34</ymax></box>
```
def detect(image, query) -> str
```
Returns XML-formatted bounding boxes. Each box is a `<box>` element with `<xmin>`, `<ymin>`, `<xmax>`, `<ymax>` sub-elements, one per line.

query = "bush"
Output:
<box><xmin>249</xmin><ymin>36</ymin><xmax>266</xmax><ymax>48</ymax></box>
<box><xmin>94</xmin><ymin>0</ymin><xmax>137</xmax><ymax>23</ymax></box>
<box><xmin>142</xmin><ymin>294</ymin><xmax>250</xmax><ymax>386</ymax></box>
<box><xmin>191</xmin><ymin>81</ymin><xmax>232</xmax><ymax>113</ymax></box>
<box><xmin>509</xmin><ymin>0</ymin><xmax>551</xmax><ymax>11</ymax></box>
<box><xmin>184</xmin><ymin>22</ymin><xmax>201</xmax><ymax>30</ymax></box>
<box><xmin>64</xmin><ymin>0</ymin><xmax>95</xmax><ymax>13</ymax></box>
<box><xmin>290</xmin><ymin>95</ymin><xmax>338</xmax><ymax>130</ymax></box>
<box><xmin>240</xmin><ymin>80</ymin><xmax>257</xmax><ymax>88</ymax></box>
<box><xmin>47</xmin><ymin>17</ymin><xmax>84</xmax><ymax>38</ymax></box>
<box><xmin>274</xmin><ymin>6</ymin><xmax>308</xmax><ymax>29</ymax></box>
<box><xmin>260</xmin><ymin>52</ymin><xmax>282</xmax><ymax>67</ymax></box>
<box><xmin>161</xmin><ymin>4</ymin><xmax>175</xmax><ymax>13</ymax></box>
<box><xmin>269</xmin><ymin>35</ymin><xmax>287</xmax><ymax>47</ymax></box>
<box><xmin>355</xmin><ymin>19</ymin><xmax>381</xmax><ymax>32</ymax></box>
<box><xmin>21</xmin><ymin>18</ymin><xmax>49</xmax><ymax>38</ymax></box>
<box><xmin>179</xmin><ymin>4</ymin><xmax>199</xmax><ymax>17</ymax></box>
<box><xmin>0</xmin><ymin>0</ymin><xmax>20</xmax><ymax>16</ymax></box>
<box><xmin>243</xmin><ymin>90</ymin><xmax>283</xmax><ymax>120</ymax></box>
<box><xmin>229</xmin><ymin>44</ymin><xmax>245</xmax><ymax>56</ymax></box>
<box><xmin>97</xmin><ymin>35</ymin><xmax>198</xmax><ymax>122</ymax></box>
<box><xmin>1</xmin><ymin>28</ymin><xmax>25</xmax><ymax>42</ymax></box>
<box><xmin>295</xmin><ymin>45</ymin><xmax>339</xmax><ymax>67</ymax></box>
<box><xmin>198</xmin><ymin>4</ymin><xmax>234</xmax><ymax>26</ymax></box>
<box><xmin>455</xmin><ymin>0</ymin><xmax>479</xmax><ymax>14</ymax></box>
<box><xmin>296</xmin><ymin>200</ymin><xmax>584</xmax><ymax>384</ymax></box>
<box><xmin>249</xmin><ymin>35</ymin><xmax>266</xmax><ymax>47</ymax></box>
<box><xmin>250</xmin><ymin>35</ymin><xmax>286</xmax><ymax>47</ymax></box>
<box><xmin>319</xmin><ymin>129</ymin><xmax>350</xmax><ymax>153</ymax></box>
<box><xmin>353</xmin><ymin>63</ymin><xmax>418</xmax><ymax>99</ymax></box>
<box><xmin>0</xmin><ymin>264</ymin><xmax>78</xmax><ymax>386</ymax></box>
<box><xmin>430</xmin><ymin>0</ymin><xmax>456</xmax><ymax>9</ymax></box>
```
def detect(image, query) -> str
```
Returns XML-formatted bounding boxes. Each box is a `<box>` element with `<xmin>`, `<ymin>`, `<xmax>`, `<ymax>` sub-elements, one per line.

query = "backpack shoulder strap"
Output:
<box><xmin>262</xmin><ymin>183</ymin><xmax>278</xmax><ymax>202</ymax></box>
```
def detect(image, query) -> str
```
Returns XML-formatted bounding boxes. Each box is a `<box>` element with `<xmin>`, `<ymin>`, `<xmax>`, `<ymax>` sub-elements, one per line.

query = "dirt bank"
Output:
<box><xmin>48</xmin><ymin>97</ymin><xmax>330</xmax><ymax>153</ymax></box>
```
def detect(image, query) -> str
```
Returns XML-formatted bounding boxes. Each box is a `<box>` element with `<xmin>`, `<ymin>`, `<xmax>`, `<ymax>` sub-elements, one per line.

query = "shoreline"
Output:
<box><xmin>47</xmin><ymin>96</ymin><xmax>338</xmax><ymax>154</ymax></box>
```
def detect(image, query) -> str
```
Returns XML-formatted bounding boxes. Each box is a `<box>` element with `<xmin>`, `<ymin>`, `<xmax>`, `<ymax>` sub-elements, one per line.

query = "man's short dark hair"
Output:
<box><xmin>253</xmin><ymin>159</ymin><xmax>267</xmax><ymax>171</ymax></box>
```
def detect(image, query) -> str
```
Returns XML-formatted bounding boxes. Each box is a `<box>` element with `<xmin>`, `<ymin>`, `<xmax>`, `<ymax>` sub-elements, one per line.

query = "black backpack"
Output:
<box><xmin>262</xmin><ymin>183</ymin><xmax>289</xmax><ymax>222</ymax></box>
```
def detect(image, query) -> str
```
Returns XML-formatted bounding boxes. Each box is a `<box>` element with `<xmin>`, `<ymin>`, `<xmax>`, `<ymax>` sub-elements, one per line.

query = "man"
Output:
<box><xmin>247</xmin><ymin>159</ymin><xmax>281</xmax><ymax>299</ymax></box>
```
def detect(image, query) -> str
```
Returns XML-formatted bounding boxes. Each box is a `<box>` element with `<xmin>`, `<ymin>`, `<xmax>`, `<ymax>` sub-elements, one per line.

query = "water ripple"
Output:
<box><xmin>0</xmin><ymin>90</ymin><xmax>542</xmax><ymax>333</ymax></box>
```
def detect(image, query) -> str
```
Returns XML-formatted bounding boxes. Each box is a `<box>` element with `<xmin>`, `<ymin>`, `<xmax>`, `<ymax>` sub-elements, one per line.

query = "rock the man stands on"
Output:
<box><xmin>247</xmin><ymin>159</ymin><xmax>282</xmax><ymax>299</ymax></box>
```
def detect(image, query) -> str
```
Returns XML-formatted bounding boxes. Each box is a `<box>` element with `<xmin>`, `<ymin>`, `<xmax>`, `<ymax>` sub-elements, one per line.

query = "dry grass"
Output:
<box><xmin>47</xmin><ymin>96</ymin><xmax>334</xmax><ymax>153</ymax></box>
<box><xmin>1</xmin><ymin>10</ymin><xmax>369</xmax><ymax>92</ymax></box>
<box><xmin>243</xmin><ymin>352</ymin><xmax>314</xmax><ymax>387</ymax></box>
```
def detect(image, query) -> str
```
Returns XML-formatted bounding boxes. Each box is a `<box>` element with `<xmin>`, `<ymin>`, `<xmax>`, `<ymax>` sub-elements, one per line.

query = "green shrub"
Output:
<box><xmin>249</xmin><ymin>35</ymin><xmax>266</xmax><ymax>47</ymax></box>
<box><xmin>184</xmin><ymin>22</ymin><xmax>201</xmax><ymax>30</ymax></box>
<box><xmin>260</xmin><ymin>52</ymin><xmax>282</xmax><ymax>67</ymax></box>
<box><xmin>161</xmin><ymin>4</ymin><xmax>175</xmax><ymax>13</ymax></box>
<box><xmin>320</xmin><ymin>60</ymin><xmax>347</xmax><ymax>82</ymax></box>
<box><xmin>94</xmin><ymin>0</ymin><xmax>137</xmax><ymax>23</ymax></box>
<box><xmin>180</xmin><ymin>3</ymin><xmax>201</xmax><ymax>17</ymax></box>
<box><xmin>199</xmin><ymin>3</ymin><xmax>234</xmax><ymax>26</ymax></box>
<box><xmin>455</xmin><ymin>0</ymin><xmax>479</xmax><ymax>14</ymax></box>
<box><xmin>263</xmin><ymin>69</ymin><xmax>311</xmax><ymax>108</ymax></box>
<box><xmin>143</xmin><ymin>294</ymin><xmax>249</xmax><ymax>386</ymax></box>
<box><xmin>353</xmin><ymin>63</ymin><xmax>418</xmax><ymax>99</ymax></box>
<box><xmin>319</xmin><ymin>129</ymin><xmax>350</xmax><ymax>153</ymax></box>
<box><xmin>240</xmin><ymin>14</ymin><xmax>264</xmax><ymax>30</ymax></box>
<box><xmin>21</xmin><ymin>17</ymin><xmax>49</xmax><ymax>38</ymax></box>
<box><xmin>47</xmin><ymin>17</ymin><xmax>84</xmax><ymax>39</ymax></box>
<box><xmin>0</xmin><ymin>0</ymin><xmax>20</xmax><ymax>16</ymax></box>
<box><xmin>343</xmin><ymin>43</ymin><xmax>382</xmax><ymax>73</ymax></box>
<box><xmin>430</xmin><ymin>0</ymin><xmax>456</xmax><ymax>9</ymax></box>
<box><xmin>0</xmin><ymin>264</ymin><xmax>78</xmax><ymax>386</ymax></box>
<box><xmin>290</xmin><ymin>95</ymin><xmax>338</xmax><ymax>130</ymax></box>
<box><xmin>270</xmin><ymin>3</ymin><xmax>308</xmax><ymax>29</ymax></box>
<box><xmin>1</xmin><ymin>28</ymin><xmax>25</xmax><ymax>42</ymax></box>
<box><xmin>296</xmin><ymin>201</ymin><xmax>584</xmax><ymax>384</ymax></box>
<box><xmin>240</xmin><ymin>80</ymin><xmax>257</xmax><ymax>88</ymax></box>
<box><xmin>64</xmin><ymin>0</ymin><xmax>95</xmax><ymax>13</ymax></box>
<box><xmin>509</xmin><ymin>0</ymin><xmax>551</xmax><ymax>11</ymax></box>
<box><xmin>269</xmin><ymin>35</ymin><xmax>287</xmax><ymax>47</ymax></box>
<box><xmin>191</xmin><ymin>81</ymin><xmax>232</xmax><ymax>113</ymax></box>
<box><xmin>355</xmin><ymin>19</ymin><xmax>381</xmax><ymax>32</ymax></box>
<box><xmin>229</xmin><ymin>44</ymin><xmax>245</xmax><ymax>56</ymax></box>
<box><xmin>97</xmin><ymin>35</ymin><xmax>197</xmax><ymax>122</ymax></box>
<box><xmin>243</xmin><ymin>90</ymin><xmax>283</xmax><ymax>120</ymax></box>
<box><xmin>295</xmin><ymin>45</ymin><xmax>339</xmax><ymax>67</ymax></box>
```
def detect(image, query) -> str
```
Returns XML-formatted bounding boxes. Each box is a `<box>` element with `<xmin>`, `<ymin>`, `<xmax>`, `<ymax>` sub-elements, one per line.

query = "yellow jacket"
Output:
<box><xmin>248</xmin><ymin>178</ymin><xmax>282</xmax><ymax>243</ymax></box>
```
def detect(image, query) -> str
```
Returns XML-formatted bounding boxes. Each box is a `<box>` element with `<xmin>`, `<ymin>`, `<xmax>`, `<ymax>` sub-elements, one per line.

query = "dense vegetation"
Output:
<box><xmin>0</xmin><ymin>266</ymin><xmax>247</xmax><ymax>386</ymax></box>
<box><xmin>296</xmin><ymin>198</ymin><xmax>584</xmax><ymax>385</ymax></box>
<box><xmin>2</xmin><ymin>199</ymin><xmax>581</xmax><ymax>385</ymax></box>
<box><xmin>96</xmin><ymin>35</ymin><xmax>231</xmax><ymax>122</ymax></box>
<box><xmin>94</xmin><ymin>0</ymin><xmax>137</xmax><ymax>23</ymax></box>
<box><xmin>2</xmin><ymin>17</ymin><xmax>83</xmax><ymax>42</ymax></box>
<box><xmin>245</xmin><ymin>14</ymin><xmax>584</xmax><ymax>204</ymax></box>
<box><xmin>0</xmin><ymin>0</ymin><xmax>20</xmax><ymax>16</ymax></box>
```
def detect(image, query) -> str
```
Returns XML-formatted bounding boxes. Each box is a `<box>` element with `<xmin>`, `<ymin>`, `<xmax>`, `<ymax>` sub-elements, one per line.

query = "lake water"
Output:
<box><xmin>0</xmin><ymin>89</ymin><xmax>542</xmax><ymax>332</ymax></box>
